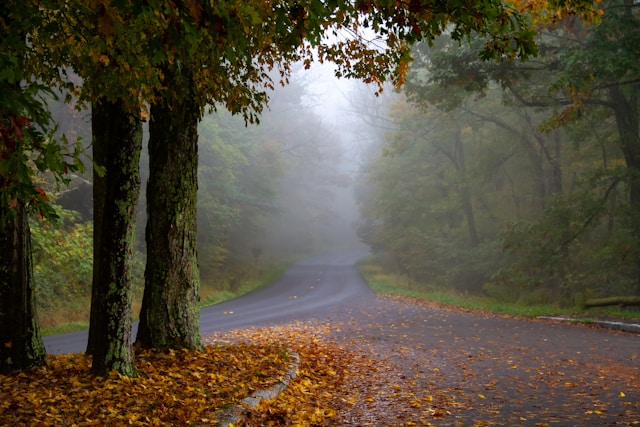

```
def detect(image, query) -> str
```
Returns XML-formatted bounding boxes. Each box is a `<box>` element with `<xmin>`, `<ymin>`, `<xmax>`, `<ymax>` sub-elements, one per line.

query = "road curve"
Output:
<box><xmin>44</xmin><ymin>248</ymin><xmax>373</xmax><ymax>355</ymax></box>
<box><xmin>42</xmin><ymin>248</ymin><xmax>639</xmax><ymax>424</ymax></box>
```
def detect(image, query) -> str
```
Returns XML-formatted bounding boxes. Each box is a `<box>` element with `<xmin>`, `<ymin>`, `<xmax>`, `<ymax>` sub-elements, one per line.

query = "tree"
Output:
<box><xmin>0</xmin><ymin>1</ymin><xmax>83</xmax><ymax>373</ymax></box>
<box><xmin>386</xmin><ymin>0</ymin><xmax>640</xmax><ymax>304</ymax></box>
<box><xmin>557</xmin><ymin>0</ymin><xmax>640</xmax><ymax>294</ymax></box>
<box><xmin>86</xmin><ymin>98</ymin><xmax>142</xmax><ymax>376</ymax></box>
<box><xmin>501</xmin><ymin>1</ymin><xmax>640</xmax><ymax>298</ymax></box>
<box><xmin>35</xmin><ymin>1</ymin><xmax>159</xmax><ymax>375</ymax></box>
<box><xmin>137</xmin><ymin>68</ymin><xmax>201</xmax><ymax>350</ymax></box>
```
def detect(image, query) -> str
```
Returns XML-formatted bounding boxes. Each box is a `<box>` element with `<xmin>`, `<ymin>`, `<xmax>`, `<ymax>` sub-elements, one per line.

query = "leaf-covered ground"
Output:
<box><xmin>2</xmin><ymin>295</ymin><xmax>639</xmax><ymax>426</ymax></box>
<box><xmin>0</xmin><ymin>344</ymin><xmax>292</xmax><ymax>426</ymax></box>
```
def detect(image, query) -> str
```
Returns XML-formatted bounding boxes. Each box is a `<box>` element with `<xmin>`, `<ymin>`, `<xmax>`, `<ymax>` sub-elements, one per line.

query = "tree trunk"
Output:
<box><xmin>136</xmin><ymin>88</ymin><xmax>202</xmax><ymax>350</ymax></box>
<box><xmin>584</xmin><ymin>296</ymin><xmax>640</xmax><ymax>308</ymax></box>
<box><xmin>454</xmin><ymin>127</ymin><xmax>479</xmax><ymax>247</ymax></box>
<box><xmin>0</xmin><ymin>0</ymin><xmax>47</xmax><ymax>375</ymax></box>
<box><xmin>608</xmin><ymin>85</ymin><xmax>640</xmax><ymax>295</ymax></box>
<box><xmin>0</xmin><ymin>201</ymin><xmax>47</xmax><ymax>374</ymax></box>
<box><xmin>87</xmin><ymin>98</ymin><xmax>141</xmax><ymax>377</ymax></box>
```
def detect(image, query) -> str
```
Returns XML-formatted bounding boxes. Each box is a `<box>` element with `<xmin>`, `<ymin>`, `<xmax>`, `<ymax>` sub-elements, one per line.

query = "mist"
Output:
<box><xmin>194</xmin><ymin>64</ymin><xmax>382</xmax><ymax>271</ymax></box>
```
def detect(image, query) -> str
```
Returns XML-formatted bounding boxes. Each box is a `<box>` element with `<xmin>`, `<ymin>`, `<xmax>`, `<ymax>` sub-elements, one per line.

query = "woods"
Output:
<box><xmin>356</xmin><ymin>0</ymin><xmax>640</xmax><ymax>307</ymax></box>
<box><xmin>0</xmin><ymin>0</ymin><xmax>627</xmax><ymax>380</ymax></box>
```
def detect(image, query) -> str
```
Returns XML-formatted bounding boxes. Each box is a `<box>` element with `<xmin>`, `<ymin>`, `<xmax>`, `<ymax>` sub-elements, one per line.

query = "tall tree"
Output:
<box><xmin>0</xmin><ymin>3</ymin><xmax>45</xmax><ymax>374</ymax></box>
<box><xmin>86</xmin><ymin>98</ymin><xmax>142</xmax><ymax>376</ymax></box>
<box><xmin>137</xmin><ymin>68</ymin><xmax>201</xmax><ymax>350</ymax></box>
<box><xmin>0</xmin><ymin>0</ymin><xmax>83</xmax><ymax>373</ymax></box>
<box><xmin>35</xmin><ymin>0</ymin><xmax>160</xmax><ymax>375</ymax></box>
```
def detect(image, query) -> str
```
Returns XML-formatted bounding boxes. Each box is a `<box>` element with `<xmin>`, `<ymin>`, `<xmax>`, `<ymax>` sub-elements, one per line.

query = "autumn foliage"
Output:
<box><xmin>0</xmin><ymin>344</ymin><xmax>292</xmax><ymax>426</ymax></box>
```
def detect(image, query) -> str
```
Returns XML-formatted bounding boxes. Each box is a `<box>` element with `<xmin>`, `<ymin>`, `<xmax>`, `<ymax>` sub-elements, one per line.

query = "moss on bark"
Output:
<box><xmin>136</xmin><ymin>71</ymin><xmax>202</xmax><ymax>351</ymax></box>
<box><xmin>87</xmin><ymin>98</ymin><xmax>141</xmax><ymax>377</ymax></box>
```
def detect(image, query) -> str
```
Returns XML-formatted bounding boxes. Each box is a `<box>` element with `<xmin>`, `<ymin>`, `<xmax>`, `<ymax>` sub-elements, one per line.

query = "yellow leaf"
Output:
<box><xmin>478</xmin><ymin>394</ymin><xmax>486</xmax><ymax>399</ymax></box>
<box><xmin>620</xmin><ymin>391</ymin><xmax>626</xmax><ymax>397</ymax></box>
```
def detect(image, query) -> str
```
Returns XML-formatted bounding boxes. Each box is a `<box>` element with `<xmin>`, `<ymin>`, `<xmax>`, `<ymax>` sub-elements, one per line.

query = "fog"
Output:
<box><xmin>46</xmin><ymin>63</ymin><xmax>386</xmax><ymax>274</ymax></box>
<box><xmin>214</xmin><ymin>64</ymin><xmax>383</xmax><ymax>261</ymax></box>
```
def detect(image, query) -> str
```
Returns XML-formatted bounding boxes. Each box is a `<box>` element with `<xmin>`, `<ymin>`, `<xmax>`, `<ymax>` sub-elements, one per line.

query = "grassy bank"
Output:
<box><xmin>357</xmin><ymin>259</ymin><xmax>640</xmax><ymax>320</ymax></box>
<box><xmin>40</xmin><ymin>263</ymin><xmax>289</xmax><ymax>336</ymax></box>
<box><xmin>199</xmin><ymin>263</ymin><xmax>288</xmax><ymax>307</ymax></box>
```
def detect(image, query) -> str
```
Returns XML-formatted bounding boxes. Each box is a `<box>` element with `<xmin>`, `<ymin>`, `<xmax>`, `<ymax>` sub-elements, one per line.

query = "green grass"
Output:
<box><xmin>42</xmin><ymin>321</ymin><xmax>90</xmax><ymax>336</ymax></box>
<box><xmin>41</xmin><ymin>263</ymin><xmax>291</xmax><ymax>337</ymax></box>
<box><xmin>357</xmin><ymin>259</ymin><xmax>640</xmax><ymax>320</ymax></box>
<box><xmin>199</xmin><ymin>264</ymin><xmax>288</xmax><ymax>307</ymax></box>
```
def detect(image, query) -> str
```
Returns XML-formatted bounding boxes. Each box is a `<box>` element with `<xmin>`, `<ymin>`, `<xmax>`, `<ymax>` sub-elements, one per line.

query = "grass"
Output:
<box><xmin>41</xmin><ymin>321</ymin><xmax>90</xmax><ymax>336</ymax></box>
<box><xmin>40</xmin><ymin>263</ymin><xmax>291</xmax><ymax>337</ymax></box>
<box><xmin>357</xmin><ymin>259</ymin><xmax>640</xmax><ymax>320</ymax></box>
<box><xmin>199</xmin><ymin>264</ymin><xmax>288</xmax><ymax>307</ymax></box>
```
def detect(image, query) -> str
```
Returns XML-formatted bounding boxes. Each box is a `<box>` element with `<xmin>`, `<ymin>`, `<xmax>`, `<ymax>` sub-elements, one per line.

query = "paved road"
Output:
<box><xmin>325</xmin><ymin>295</ymin><xmax>640</xmax><ymax>426</ymax></box>
<box><xmin>44</xmin><ymin>249</ymin><xmax>374</xmax><ymax>354</ymax></box>
<box><xmin>44</xmin><ymin>249</ymin><xmax>639</xmax><ymax>425</ymax></box>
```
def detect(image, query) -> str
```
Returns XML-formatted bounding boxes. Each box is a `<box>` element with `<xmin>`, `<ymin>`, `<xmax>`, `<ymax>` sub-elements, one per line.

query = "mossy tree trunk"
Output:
<box><xmin>0</xmin><ymin>201</ymin><xmax>47</xmax><ymax>374</ymax></box>
<box><xmin>87</xmin><ymin>98</ymin><xmax>141</xmax><ymax>377</ymax></box>
<box><xmin>136</xmin><ymin>81</ymin><xmax>202</xmax><ymax>350</ymax></box>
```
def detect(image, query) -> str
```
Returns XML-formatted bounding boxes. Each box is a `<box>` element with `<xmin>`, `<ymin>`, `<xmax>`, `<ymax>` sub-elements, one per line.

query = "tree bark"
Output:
<box><xmin>0</xmin><ymin>201</ymin><xmax>47</xmax><ymax>374</ymax></box>
<box><xmin>136</xmin><ymin>86</ymin><xmax>202</xmax><ymax>350</ymax></box>
<box><xmin>87</xmin><ymin>98</ymin><xmax>141</xmax><ymax>376</ymax></box>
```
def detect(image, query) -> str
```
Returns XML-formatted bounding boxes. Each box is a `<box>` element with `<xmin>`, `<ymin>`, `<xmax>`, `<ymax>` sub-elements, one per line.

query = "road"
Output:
<box><xmin>44</xmin><ymin>249</ymin><xmax>640</xmax><ymax>425</ymax></box>
<box><xmin>44</xmin><ymin>249</ymin><xmax>375</xmax><ymax>354</ymax></box>
<box><xmin>324</xmin><ymin>294</ymin><xmax>640</xmax><ymax>426</ymax></box>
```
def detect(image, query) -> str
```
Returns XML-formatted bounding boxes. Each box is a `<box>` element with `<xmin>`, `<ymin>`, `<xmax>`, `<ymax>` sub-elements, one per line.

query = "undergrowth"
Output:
<box><xmin>40</xmin><ymin>263</ymin><xmax>289</xmax><ymax>336</ymax></box>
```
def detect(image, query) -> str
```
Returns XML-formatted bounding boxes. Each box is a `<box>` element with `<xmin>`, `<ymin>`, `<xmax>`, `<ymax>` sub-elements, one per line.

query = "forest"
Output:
<box><xmin>356</xmin><ymin>1</ymin><xmax>640</xmax><ymax>309</ymax></box>
<box><xmin>1</xmin><ymin>0</ymin><xmax>636</xmax><ymax>380</ymax></box>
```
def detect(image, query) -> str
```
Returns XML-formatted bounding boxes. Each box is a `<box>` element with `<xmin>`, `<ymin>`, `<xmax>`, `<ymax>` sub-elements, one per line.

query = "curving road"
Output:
<box><xmin>43</xmin><ymin>249</ymin><xmax>639</xmax><ymax>424</ymax></box>
<box><xmin>44</xmin><ymin>248</ymin><xmax>374</xmax><ymax>355</ymax></box>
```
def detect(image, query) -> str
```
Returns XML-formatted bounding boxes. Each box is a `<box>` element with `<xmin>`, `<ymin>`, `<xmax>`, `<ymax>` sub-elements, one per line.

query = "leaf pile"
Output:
<box><xmin>0</xmin><ymin>344</ymin><xmax>291</xmax><ymax>426</ymax></box>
